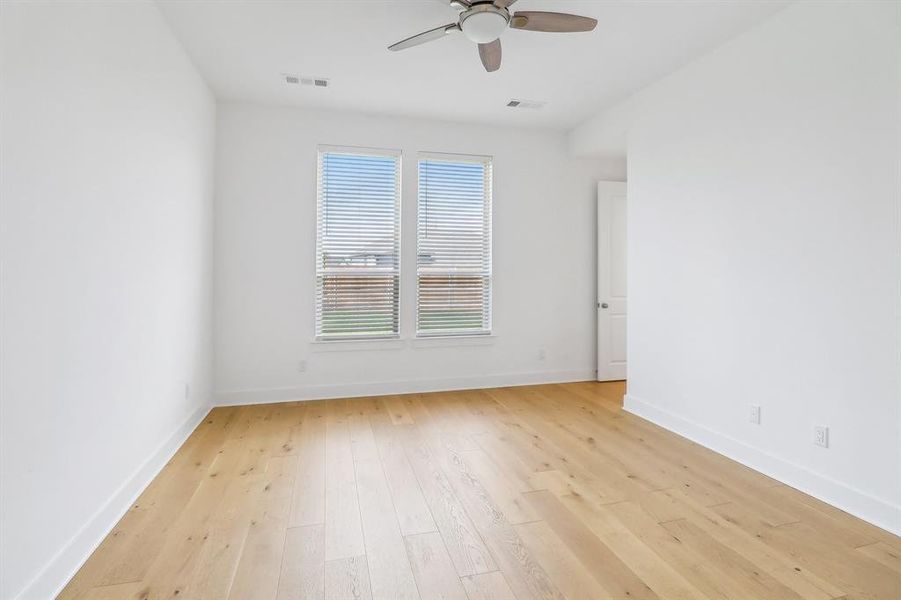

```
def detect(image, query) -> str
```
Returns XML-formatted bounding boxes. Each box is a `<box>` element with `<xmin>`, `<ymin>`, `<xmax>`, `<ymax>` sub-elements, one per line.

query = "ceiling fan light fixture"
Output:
<box><xmin>387</xmin><ymin>1</ymin><xmax>599</xmax><ymax>73</ymax></box>
<box><xmin>460</xmin><ymin>6</ymin><xmax>509</xmax><ymax>44</ymax></box>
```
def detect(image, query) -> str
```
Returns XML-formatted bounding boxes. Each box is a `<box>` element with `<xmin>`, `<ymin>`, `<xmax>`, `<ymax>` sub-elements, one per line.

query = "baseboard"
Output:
<box><xmin>624</xmin><ymin>394</ymin><xmax>901</xmax><ymax>536</ymax></box>
<box><xmin>14</xmin><ymin>403</ymin><xmax>212</xmax><ymax>600</ymax></box>
<box><xmin>215</xmin><ymin>369</ymin><xmax>596</xmax><ymax>406</ymax></box>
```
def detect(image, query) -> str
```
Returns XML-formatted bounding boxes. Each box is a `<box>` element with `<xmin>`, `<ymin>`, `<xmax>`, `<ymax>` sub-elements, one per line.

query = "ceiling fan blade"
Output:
<box><xmin>510</xmin><ymin>11</ymin><xmax>597</xmax><ymax>33</ymax></box>
<box><xmin>436</xmin><ymin>0</ymin><xmax>470</xmax><ymax>8</ymax></box>
<box><xmin>478</xmin><ymin>39</ymin><xmax>502</xmax><ymax>72</ymax></box>
<box><xmin>388</xmin><ymin>23</ymin><xmax>460</xmax><ymax>51</ymax></box>
<box><xmin>494</xmin><ymin>0</ymin><xmax>517</xmax><ymax>7</ymax></box>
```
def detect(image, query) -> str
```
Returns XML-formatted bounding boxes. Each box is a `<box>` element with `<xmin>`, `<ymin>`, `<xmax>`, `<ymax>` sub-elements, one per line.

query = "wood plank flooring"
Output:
<box><xmin>60</xmin><ymin>382</ymin><xmax>901</xmax><ymax>599</ymax></box>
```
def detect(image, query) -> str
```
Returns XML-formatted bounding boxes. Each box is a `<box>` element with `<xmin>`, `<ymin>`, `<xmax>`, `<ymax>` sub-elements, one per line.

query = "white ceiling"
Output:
<box><xmin>156</xmin><ymin>0</ymin><xmax>788</xmax><ymax>130</ymax></box>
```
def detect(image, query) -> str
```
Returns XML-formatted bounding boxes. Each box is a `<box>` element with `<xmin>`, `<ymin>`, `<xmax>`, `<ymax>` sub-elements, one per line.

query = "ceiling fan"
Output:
<box><xmin>388</xmin><ymin>0</ymin><xmax>598</xmax><ymax>73</ymax></box>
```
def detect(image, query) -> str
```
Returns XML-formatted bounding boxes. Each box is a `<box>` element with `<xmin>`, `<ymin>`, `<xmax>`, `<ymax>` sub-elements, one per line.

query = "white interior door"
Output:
<box><xmin>597</xmin><ymin>181</ymin><xmax>627</xmax><ymax>381</ymax></box>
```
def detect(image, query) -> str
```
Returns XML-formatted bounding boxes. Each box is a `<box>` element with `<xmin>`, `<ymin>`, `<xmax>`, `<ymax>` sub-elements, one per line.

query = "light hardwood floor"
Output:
<box><xmin>60</xmin><ymin>382</ymin><xmax>901</xmax><ymax>599</ymax></box>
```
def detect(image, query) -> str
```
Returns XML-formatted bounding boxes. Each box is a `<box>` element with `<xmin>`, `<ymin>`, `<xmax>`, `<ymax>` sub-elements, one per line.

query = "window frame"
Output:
<box><xmin>314</xmin><ymin>144</ymin><xmax>403</xmax><ymax>341</ymax></box>
<box><xmin>415</xmin><ymin>151</ymin><xmax>494</xmax><ymax>338</ymax></box>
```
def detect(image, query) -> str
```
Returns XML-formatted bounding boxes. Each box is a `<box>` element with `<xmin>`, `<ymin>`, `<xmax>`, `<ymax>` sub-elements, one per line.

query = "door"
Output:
<box><xmin>597</xmin><ymin>181</ymin><xmax>627</xmax><ymax>381</ymax></box>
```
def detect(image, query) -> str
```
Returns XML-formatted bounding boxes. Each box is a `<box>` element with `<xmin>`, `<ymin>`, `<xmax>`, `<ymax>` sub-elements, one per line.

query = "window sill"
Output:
<box><xmin>308</xmin><ymin>334</ymin><xmax>496</xmax><ymax>352</ymax></box>
<box><xmin>411</xmin><ymin>334</ymin><xmax>496</xmax><ymax>349</ymax></box>
<box><xmin>310</xmin><ymin>337</ymin><xmax>406</xmax><ymax>352</ymax></box>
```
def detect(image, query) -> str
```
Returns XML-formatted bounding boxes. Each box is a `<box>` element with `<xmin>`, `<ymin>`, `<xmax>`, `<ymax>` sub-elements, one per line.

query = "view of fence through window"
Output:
<box><xmin>315</xmin><ymin>148</ymin><xmax>491</xmax><ymax>339</ymax></box>
<box><xmin>417</xmin><ymin>155</ymin><xmax>492</xmax><ymax>336</ymax></box>
<box><xmin>315</xmin><ymin>149</ymin><xmax>400</xmax><ymax>338</ymax></box>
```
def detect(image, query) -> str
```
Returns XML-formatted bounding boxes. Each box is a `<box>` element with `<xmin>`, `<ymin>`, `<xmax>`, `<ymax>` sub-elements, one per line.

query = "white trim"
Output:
<box><xmin>318</xmin><ymin>143</ymin><xmax>403</xmax><ymax>158</ymax></box>
<box><xmin>624</xmin><ymin>393</ymin><xmax>901</xmax><ymax>536</ymax></box>
<box><xmin>13</xmin><ymin>403</ymin><xmax>212</xmax><ymax>600</ymax></box>
<box><xmin>310</xmin><ymin>338</ymin><xmax>406</xmax><ymax>352</ymax></box>
<box><xmin>309</xmin><ymin>334</ymin><xmax>497</xmax><ymax>351</ymax></box>
<box><xmin>214</xmin><ymin>369</ymin><xmax>594</xmax><ymax>406</ymax></box>
<box><xmin>410</xmin><ymin>334</ymin><xmax>496</xmax><ymax>348</ymax></box>
<box><xmin>417</xmin><ymin>150</ymin><xmax>492</xmax><ymax>164</ymax></box>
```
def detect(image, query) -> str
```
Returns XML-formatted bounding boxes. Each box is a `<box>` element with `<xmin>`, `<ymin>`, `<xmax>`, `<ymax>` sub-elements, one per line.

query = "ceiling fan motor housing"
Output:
<box><xmin>459</xmin><ymin>4</ymin><xmax>510</xmax><ymax>44</ymax></box>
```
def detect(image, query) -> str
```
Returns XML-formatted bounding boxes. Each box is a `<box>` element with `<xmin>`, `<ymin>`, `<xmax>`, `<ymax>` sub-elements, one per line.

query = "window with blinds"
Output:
<box><xmin>316</xmin><ymin>147</ymin><xmax>401</xmax><ymax>339</ymax></box>
<box><xmin>417</xmin><ymin>154</ymin><xmax>492</xmax><ymax>336</ymax></box>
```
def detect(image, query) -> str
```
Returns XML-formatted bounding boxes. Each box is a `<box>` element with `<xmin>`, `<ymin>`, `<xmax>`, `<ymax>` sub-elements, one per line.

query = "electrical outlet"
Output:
<box><xmin>184</xmin><ymin>383</ymin><xmax>191</xmax><ymax>400</ymax></box>
<box><xmin>538</xmin><ymin>348</ymin><xmax>546</xmax><ymax>361</ymax></box>
<box><xmin>749</xmin><ymin>405</ymin><xmax>761</xmax><ymax>425</ymax></box>
<box><xmin>814</xmin><ymin>425</ymin><xmax>829</xmax><ymax>448</ymax></box>
<box><xmin>298</xmin><ymin>360</ymin><xmax>307</xmax><ymax>373</ymax></box>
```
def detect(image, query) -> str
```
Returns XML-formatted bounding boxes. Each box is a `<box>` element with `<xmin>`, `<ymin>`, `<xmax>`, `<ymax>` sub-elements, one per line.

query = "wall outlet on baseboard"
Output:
<box><xmin>298</xmin><ymin>360</ymin><xmax>307</xmax><ymax>373</ymax></box>
<box><xmin>749</xmin><ymin>404</ymin><xmax>761</xmax><ymax>425</ymax></box>
<box><xmin>814</xmin><ymin>425</ymin><xmax>829</xmax><ymax>448</ymax></box>
<box><xmin>538</xmin><ymin>348</ymin><xmax>546</xmax><ymax>361</ymax></box>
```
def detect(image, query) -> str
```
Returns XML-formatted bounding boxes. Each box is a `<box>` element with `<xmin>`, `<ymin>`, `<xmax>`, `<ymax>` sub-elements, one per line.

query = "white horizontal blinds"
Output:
<box><xmin>417</xmin><ymin>154</ymin><xmax>492</xmax><ymax>336</ymax></box>
<box><xmin>316</xmin><ymin>148</ymin><xmax>400</xmax><ymax>339</ymax></box>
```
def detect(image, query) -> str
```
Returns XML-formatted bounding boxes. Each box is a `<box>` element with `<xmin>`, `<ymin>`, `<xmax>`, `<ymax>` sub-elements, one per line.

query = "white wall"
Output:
<box><xmin>574</xmin><ymin>1</ymin><xmax>901</xmax><ymax>533</ymax></box>
<box><xmin>214</xmin><ymin>104</ymin><xmax>620</xmax><ymax>404</ymax></box>
<box><xmin>0</xmin><ymin>2</ymin><xmax>216</xmax><ymax>597</ymax></box>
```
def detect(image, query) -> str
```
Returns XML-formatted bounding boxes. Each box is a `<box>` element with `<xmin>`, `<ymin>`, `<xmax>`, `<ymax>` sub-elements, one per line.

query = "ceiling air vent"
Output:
<box><xmin>506</xmin><ymin>98</ymin><xmax>546</xmax><ymax>109</ymax></box>
<box><xmin>283</xmin><ymin>73</ymin><xmax>330</xmax><ymax>88</ymax></box>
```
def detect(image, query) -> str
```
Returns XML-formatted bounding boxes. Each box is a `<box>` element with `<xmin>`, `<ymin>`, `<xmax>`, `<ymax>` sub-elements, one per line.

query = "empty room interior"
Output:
<box><xmin>2</xmin><ymin>0</ymin><xmax>901</xmax><ymax>598</ymax></box>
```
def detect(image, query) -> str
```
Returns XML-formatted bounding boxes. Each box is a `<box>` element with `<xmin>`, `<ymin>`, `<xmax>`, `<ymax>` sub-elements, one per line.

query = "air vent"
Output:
<box><xmin>506</xmin><ymin>98</ymin><xmax>545</xmax><ymax>110</ymax></box>
<box><xmin>283</xmin><ymin>73</ymin><xmax>330</xmax><ymax>88</ymax></box>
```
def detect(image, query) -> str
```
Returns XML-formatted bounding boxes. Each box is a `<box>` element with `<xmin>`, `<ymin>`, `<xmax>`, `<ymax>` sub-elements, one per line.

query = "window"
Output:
<box><xmin>316</xmin><ymin>147</ymin><xmax>401</xmax><ymax>339</ymax></box>
<box><xmin>417</xmin><ymin>153</ymin><xmax>492</xmax><ymax>336</ymax></box>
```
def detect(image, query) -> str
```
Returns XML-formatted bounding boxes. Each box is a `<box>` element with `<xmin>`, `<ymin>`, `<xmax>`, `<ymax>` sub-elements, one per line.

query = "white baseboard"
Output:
<box><xmin>14</xmin><ymin>403</ymin><xmax>212</xmax><ymax>600</ymax></box>
<box><xmin>215</xmin><ymin>369</ymin><xmax>596</xmax><ymax>406</ymax></box>
<box><xmin>624</xmin><ymin>393</ymin><xmax>901</xmax><ymax>537</ymax></box>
